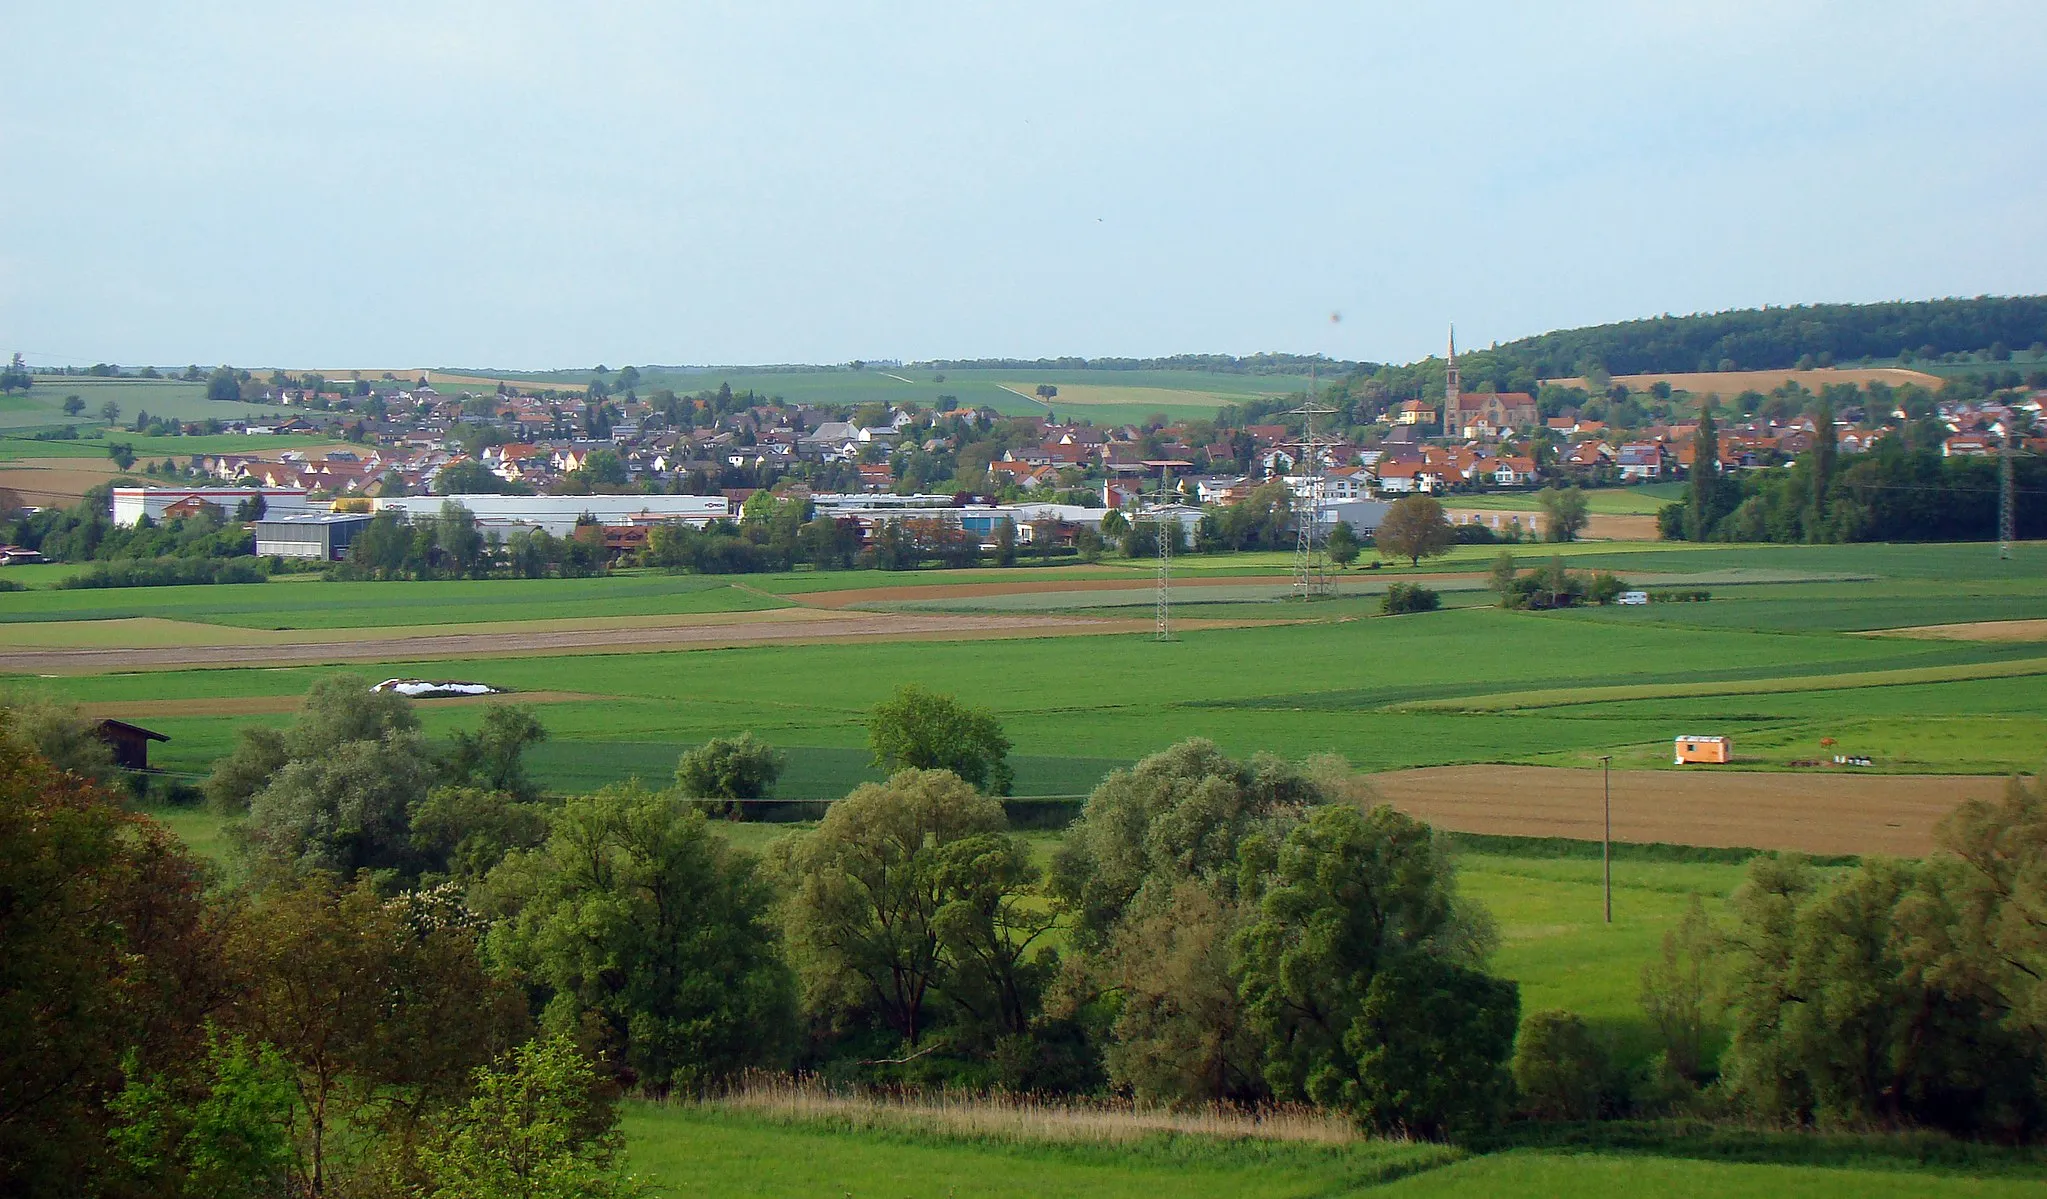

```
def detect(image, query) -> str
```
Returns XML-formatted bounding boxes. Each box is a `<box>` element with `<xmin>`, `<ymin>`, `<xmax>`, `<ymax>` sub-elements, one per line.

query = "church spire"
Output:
<box><xmin>1443</xmin><ymin>324</ymin><xmax>1460</xmax><ymax>434</ymax></box>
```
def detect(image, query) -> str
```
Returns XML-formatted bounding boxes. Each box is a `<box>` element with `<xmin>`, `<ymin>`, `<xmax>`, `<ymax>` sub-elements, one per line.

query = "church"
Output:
<box><xmin>1439</xmin><ymin>327</ymin><xmax>1538</xmax><ymax>439</ymax></box>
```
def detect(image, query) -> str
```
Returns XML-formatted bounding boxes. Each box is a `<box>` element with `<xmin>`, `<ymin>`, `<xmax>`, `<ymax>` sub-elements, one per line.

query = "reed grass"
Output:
<box><xmin>708</xmin><ymin>1072</ymin><xmax>1365</xmax><ymax>1147</ymax></box>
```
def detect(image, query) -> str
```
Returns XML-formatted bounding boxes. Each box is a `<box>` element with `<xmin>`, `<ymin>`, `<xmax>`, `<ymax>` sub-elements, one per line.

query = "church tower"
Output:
<box><xmin>1443</xmin><ymin>325</ymin><xmax>1460</xmax><ymax>435</ymax></box>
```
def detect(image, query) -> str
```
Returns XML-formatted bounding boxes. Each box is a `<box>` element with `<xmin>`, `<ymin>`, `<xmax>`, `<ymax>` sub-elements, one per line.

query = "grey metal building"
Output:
<box><xmin>254</xmin><ymin>512</ymin><xmax>374</xmax><ymax>560</ymax></box>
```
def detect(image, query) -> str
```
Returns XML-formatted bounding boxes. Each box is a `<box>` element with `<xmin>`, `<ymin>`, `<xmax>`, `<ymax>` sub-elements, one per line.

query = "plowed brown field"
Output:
<box><xmin>1369</xmin><ymin>764</ymin><xmax>2013</xmax><ymax>856</ymax></box>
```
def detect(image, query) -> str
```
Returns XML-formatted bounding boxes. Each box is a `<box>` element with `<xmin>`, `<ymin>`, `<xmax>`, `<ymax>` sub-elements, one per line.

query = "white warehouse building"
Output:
<box><xmin>370</xmin><ymin>493</ymin><xmax>731</xmax><ymax>536</ymax></box>
<box><xmin>111</xmin><ymin>487</ymin><xmax>315</xmax><ymax>527</ymax></box>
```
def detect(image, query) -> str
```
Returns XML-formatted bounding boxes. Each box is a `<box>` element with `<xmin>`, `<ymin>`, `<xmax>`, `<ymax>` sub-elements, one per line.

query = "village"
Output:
<box><xmin>79</xmin><ymin>354</ymin><xmax>2040</xmax><ymax>563</ymax></box>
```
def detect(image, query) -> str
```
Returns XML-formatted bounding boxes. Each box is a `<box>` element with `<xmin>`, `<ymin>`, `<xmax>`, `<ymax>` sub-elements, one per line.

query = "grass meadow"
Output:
<box><xmin>15</xmin><ymin>540</ymin><xmax>2042</xmax><ymax>785</ymax></box>
<box><xmin>616</xmin><ymin>1103</ymin><xmax>2047</xmax><ymax>1197</ymax></box>
<box><xmin>0</xmin><ymin>431</ymin><xmax>348</xmax><ymax>463</ymax></box>
<box><xmin>0</xmin><ymin>378</ymin><xmax>302</xmax><ymax>429</ymax></box>
<box><xmin>437</xmin><ymin>364</ymin><xmax>1315</xmax><ymax>423</ymax></box>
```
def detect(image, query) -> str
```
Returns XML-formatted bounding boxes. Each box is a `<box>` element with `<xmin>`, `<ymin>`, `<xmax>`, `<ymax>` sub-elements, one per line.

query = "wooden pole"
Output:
<box><xmin>1601</xmin><ymin>755</ymin><xmax>1612</xmax><ymax>924</ymax></box>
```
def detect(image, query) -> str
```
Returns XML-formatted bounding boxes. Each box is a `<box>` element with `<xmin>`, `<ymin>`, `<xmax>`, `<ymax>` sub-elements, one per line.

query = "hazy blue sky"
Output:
<box><xmin>3</xmin><ymin>2</ymin><xmax>2042</xmax><ymax>369</ymax></box>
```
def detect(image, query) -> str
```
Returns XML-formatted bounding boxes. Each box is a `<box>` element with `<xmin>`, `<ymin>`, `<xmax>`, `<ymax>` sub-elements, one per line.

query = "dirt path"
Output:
<box><xmin>1368</xmin><ymin>764</ymin><xmax>2012</xmax><ymax>857</ymax></box>
<box><xmin>1866</xmin><ymin>619</ymin><xmax>2047</xmax><ymax>643</ymax></box>
<box><xmin>0</xmin><ymin>611</ymin><xmax>1172</xmax><ymax>674</ymax></box>
<box><xmin>795</xmin><ymin>572</ymin><xmax>1494</xmax><ymax>608</ymax></box>
<box><xmin>78</xmin><ymin>690</ymin><xmax>602</xmax><ymax>719</ymax></box>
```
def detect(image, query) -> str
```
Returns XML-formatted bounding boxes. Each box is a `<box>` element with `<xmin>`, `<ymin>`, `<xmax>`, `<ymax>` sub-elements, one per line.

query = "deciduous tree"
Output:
<box><xmin>674</xmin><ymin>733</ymin><xmax>784</xmax><ymax>805</ymax></box>
<box><xmin>1235</xmin><ymin>803</ymin><xmax>1503</xmax><ymax>1130</ymax></box>
<box><xmin>868</xmin><ymin>684</ymin><xmax>1013</xmax><ymax>795</ymax></box>
<box><xmin>1537</xmin><ymin>484</ymin><xmax>1589</xmax><ymax>542</ymax></box>
<box><xmin>487</xmin><ymin>785</ymin><xmax>793</xmax><ymax>1092</ymax></box>
<box><xmin>1374</xmin><ymin>494</ymin><xmax>1452</xmax><ymax>566</ymax></box>
<box><xmin>415</xmin><ymin>1037</ymin><xmax>642</xmax><ymax>1199</ymax></box>
<box><xmin>775</xmin><ymin>769</ymin><xmax>1008</xmax><ymax>1047</ymax></box>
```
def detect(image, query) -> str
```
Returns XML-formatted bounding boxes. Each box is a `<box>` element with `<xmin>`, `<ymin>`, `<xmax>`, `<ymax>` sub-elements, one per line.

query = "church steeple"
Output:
<box><xmin>1443</xmin><ymin>324</ymin><xmax>1460</xmax><ymax>434</ymax></box>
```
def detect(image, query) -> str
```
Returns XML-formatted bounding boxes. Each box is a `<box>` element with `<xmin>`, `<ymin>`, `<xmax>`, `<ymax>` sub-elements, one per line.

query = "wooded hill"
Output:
<box><xmin>1475</xmin><ymin>295</ymin><xmax>2047</xmax><ymax>379</ymax></box>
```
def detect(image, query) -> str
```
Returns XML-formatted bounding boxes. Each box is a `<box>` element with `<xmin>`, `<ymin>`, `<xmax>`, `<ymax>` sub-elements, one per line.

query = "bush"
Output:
<box><xmin>1649</xmin><ymin>589</ymin><xmax>1711</xmax><ymax>603</ymax></box>
<box><xmin>1586</xmin><ymin>571</ymin><xmax>1628</xmax><ymax>605</ymax></box>
<box><xmin>675</xmin><ymin>734</ymin><xmax>785</xmax><ymax>813</ymax></box>
<box><xmin>0</xmin><ymin>577</ymin><xmax>23</xmax><ymax>593</ymax></box>
<box><xmin>1512</xmin><ymin>1009</ymin><xmax>1612</xmax><ymax>1121</ymax></box>
<box><xmin>1452</xmin><ymin>521</ymin><xmax>1523</xmax><ymax>544</ymax></box>
<box><xmin>1382</xmin><ymin>583</ymin><xmax>1441</xmax><ymax>614</ymax></box>
<box><xmin>55</xmin><ymin>558</ymin><xmax>267</xmax><ymax>589</ymax></box>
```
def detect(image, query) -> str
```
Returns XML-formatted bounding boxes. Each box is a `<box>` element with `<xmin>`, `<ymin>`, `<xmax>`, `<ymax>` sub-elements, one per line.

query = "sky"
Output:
<box><xmin>3</xmin><ymin>1</ymin><xmax>2043</xmax><ymax>370</ymax></box>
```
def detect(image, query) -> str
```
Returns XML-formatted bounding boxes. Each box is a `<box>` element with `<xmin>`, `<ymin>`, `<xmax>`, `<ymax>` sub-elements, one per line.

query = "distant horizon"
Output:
<box><xmin>6</xmin><ymin>3</ymin><xmax>2042</xmax><ymax>369</ymax></box>
<box><xmin>17</xmin><ymin>288</ymin><xmax>2040</xmax><ymax>376</ymax></box>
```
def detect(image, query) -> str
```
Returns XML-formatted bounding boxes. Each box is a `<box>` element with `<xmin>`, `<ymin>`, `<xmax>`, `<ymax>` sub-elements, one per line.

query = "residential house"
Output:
<box><xmin>1615</xmin><ymin>442</ymin><xmax>1669</xmax><ymax>481</ymax></box>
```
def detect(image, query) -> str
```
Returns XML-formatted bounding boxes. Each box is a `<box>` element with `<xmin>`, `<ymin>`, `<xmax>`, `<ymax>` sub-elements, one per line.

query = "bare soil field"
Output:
<box><xmin>1867</xmin><ymin>619</ymin><xmax>2047</xmax><ymax>642</ymax></box>
<box><xmin>1368</xmin><ymin>764</ymin><xmax>2010</xmax><ymax>856</ymax></box>
<box><xmin>0</xmin><ymin>458</ymin><xmax>135</xmax><ymax>505</ymax></box>
<box><xmin>1444</xmin><ymin>509</ymin><xmax>1660</xmax><ymax>541</ymax></box>
<box><xmin>0</xmin><ymin>610</ymin><xmax>1176</xmax><ymax>674</ymax></box>
<box><xmin>1542</xmin><ymin>367</ymin><xmax>1942</xmax><ymax>394</ymax></box>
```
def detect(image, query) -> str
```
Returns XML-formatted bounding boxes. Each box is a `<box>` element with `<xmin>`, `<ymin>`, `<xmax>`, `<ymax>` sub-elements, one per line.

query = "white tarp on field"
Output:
<box><xmin>372</xmin><ymin>679</ymin><xmax>501</xmax><ymax>698</ymax></box>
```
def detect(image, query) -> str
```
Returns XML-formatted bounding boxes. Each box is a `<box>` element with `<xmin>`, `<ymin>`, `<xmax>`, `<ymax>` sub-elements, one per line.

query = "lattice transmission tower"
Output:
<box><xmin>1287</xmin><ymin>391</ymin><xmax>1340</xmax><ymax>600</ymax></box>
<box><xmin>1141</xmin><ymin>465</ymin><xmax>1190</xmax><ymax>641</ymax></box>
<box><xmin>2002</xmin><ymin>419</ymin><xmax>2016</xmax><ymax>561</ymax></box>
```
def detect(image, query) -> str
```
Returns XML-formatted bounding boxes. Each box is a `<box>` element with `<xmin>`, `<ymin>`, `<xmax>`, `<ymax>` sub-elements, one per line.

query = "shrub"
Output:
<box><xmin>675</xmin><ymin>734</ymin><xmax>785</xmax><ymax>814</ymax></box>
<box><xmin>1382</xmin><ymin>583</ymin><xmax>1440</xmax><ymax>615</ymax></box>
<box><xmin>1512</xmin><ymin>1009</ymin><xmax>1611</xmax><ymax>1121</ymax></box>
<box><xmin>55</xmin><ymin>558</ymin><xmax>267</xmax><ymax>589</ymax></box>
<box><xmin>0</xmin><ymin>577</ymin><xmax>23</xmax><ymax>593</ymax></box>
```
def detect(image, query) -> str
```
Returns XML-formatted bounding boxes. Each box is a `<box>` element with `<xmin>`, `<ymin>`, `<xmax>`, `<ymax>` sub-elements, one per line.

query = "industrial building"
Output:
<box><xmin>111</xmin><ymin>487</ymin><xmax>315</xmax><ymax>527</ymax></box>
<box><xmin>254</xmin><ymin>512</ymin><xmax>375</xmax><ymax>560</ymax></box>
<box><xmin>370</xmin><ymin>494</ymin><xmax>730</xmax><ymax>535</ymax></box>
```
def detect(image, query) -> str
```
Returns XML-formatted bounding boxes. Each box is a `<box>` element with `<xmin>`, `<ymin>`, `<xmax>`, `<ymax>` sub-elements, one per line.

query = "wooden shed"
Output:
<box><xmin>1674</xmin><ymin>735</ymin><xmax>1731</xmax><ymax>765</ymax></box>
<box><xmin>95</xmin><ymin>719</ymin><xmax>170</xmax><ymax>771</ymax></box>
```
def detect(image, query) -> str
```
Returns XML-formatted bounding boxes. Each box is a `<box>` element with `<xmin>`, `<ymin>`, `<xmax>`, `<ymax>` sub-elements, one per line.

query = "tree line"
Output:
<box><xmin>1663</xmin><ymin>406</ymin><xmax>2045</xmax><ymax>543</ymax></box>
<box><xmin>7</xmin><ymin>675</ymin><xmax>2047</xmax><ymax>1199</ymax></box>
<box><xmin>1461</xmin><ymin>295</ymin><xmax>2047</xmax><ymax>379</ymax></box>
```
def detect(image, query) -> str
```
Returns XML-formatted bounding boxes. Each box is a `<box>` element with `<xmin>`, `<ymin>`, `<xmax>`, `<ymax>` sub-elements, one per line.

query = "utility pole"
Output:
<box><xmin>1600</xmin><ymin>755</ymin><xmax>1612</xmax><ymax>924</ymax></box>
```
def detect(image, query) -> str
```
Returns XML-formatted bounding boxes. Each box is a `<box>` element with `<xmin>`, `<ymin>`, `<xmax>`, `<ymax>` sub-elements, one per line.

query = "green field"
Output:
<box><xmin>0</xmin><ymin>431</ymin><xmax>349</xmax><ymax>463</ymax></box>
<box><xmin>0</xmin><ymin>378</ymin><xmax>302</xmax><ymax>430</ymax></box>
<box><xmin>13</xmin><ymin>542</ymin><xmax>2044</xmax><ymax>787</ymax></box>
<box><xmin>0</xmin><ymin>572</ymin><xmax>791</xmax><ymax>630</ymax></box>
<box><xmin>617</xmin><ymin>1106</ymin><xmax>2046</xmax><ymax>1197</ymax></box>
<box><xmin>444</xmin><ymin>364</ymin><xmax>1316</xmax><ymax>423</ymax></box>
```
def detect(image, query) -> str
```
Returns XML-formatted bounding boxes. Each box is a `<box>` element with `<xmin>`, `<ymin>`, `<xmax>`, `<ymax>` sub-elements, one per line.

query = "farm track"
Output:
<box><xmin>1865</xmin><ymin>618</ymin><xmax>2047</xmax><ymax>642</ymax></box>
<box><xmin>795</xmin><ymin>573</ymin><xmax>1469</xmax><ymax>608</ymax></box>
<box><xmin>0</xmin><ymin>611</ymin><xmax>1226</xmax><ymax>674</ymax></box>
<box><xmin>77</xmin><ymin>690</ymin><xmax>602</xmax><ymax>718</ymax></box>
<box><xmin>1370</xmin><ymin>764</ymin><xmax>2011</xmax><ymax>856</ymax></box>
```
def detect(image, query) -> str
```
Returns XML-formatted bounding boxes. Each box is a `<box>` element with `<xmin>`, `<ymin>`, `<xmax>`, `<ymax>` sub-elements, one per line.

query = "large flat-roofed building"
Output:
<box><xmin>370</xmin><ymin>494</ymin><xmax>730</xmax><ymax>535</ymax></box>
<box><xmin>255</xmin><ymin>512</ymin><xmax>375</xmax><ymax>560</ymax></box>
<box><xmin>112</xmin><ymin>487</ymin><xmax>314</xmax><ymax>527</ymax></box>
